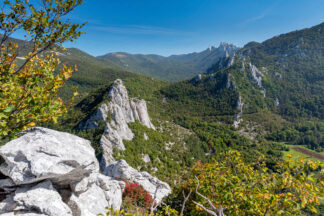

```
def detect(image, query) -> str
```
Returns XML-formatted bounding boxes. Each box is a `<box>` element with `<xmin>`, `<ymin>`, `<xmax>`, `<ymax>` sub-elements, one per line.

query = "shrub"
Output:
<box><xmin>184</xmin><ymin>150</ymin><xmax>323</xmax><ymax>216</ymax></box>
<box><xmin>123</xmin><ymin>182</ymin><xmax>153</xmax><ymax>210</ymax></box>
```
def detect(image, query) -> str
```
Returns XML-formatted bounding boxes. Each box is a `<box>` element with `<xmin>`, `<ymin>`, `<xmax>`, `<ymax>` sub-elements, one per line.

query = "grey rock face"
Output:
<box><xmin>143</xmin><ymin>133</ymin><xmax>149</xmax><ymax>140</ymax></box>
<box><xmin>0</xmin><ymin>213</ymin><xmax>47</xmax><ymax>216</ymax></box>
<box><xmin>0</xmin><ymin>178</ymin><xmax>15</xmax><ymax>189</ymax></box>
<box><xmin>0</xmin><ymin>128</ymin><xmax>126</xmax><ymax>215</ymax></box>
<box><xmin>233</xmin><ymin>93</ymin><xmax>243</xmax><ymax>128</ymax></box>
<box><xmin>103</xmin><ymin>159</ymin><xmax>171</xmax><ymax>204</ymax></box>
<box><xmin>13</xmin><ymin>180</ymin><xmax>72</xmax><ymax>216</ymax></box>
<box><xmin>249</xmin><ymin>63</ymin><xmax>263</xmax><ymax>87</ymax></box>
<box><xmin>0</xmin><ymin>127</ymin><xmax>99</xmax><ymax>185</ymax></box>
<box><xmin>275</xmin><ymin>97</ymin><xmax>280</xmax><ymax>107</ymax></box>
<box><xmin>69</xmin><ymin>172</ymin><xmax>125</xmax><ymax>215</ymax></box>
<box><xmin>194</xmin><ymin>74</ymin><xmax>202</xmax><ymax>81</ymax></box>
<box><xmin>131</xmin><ymin>99</ymin><xmax>155</xmax><ymax>129</ymax></box>
<box><xmin>0</xmin><ymin>193</ymin><xmax>16</xmax><ymax>214</ymax></box>
<box><xmin>142</xmin><ymin>154</ymin><xmax>151</xmax><ymax>163</ymax></box>
<box><xmin>79</xmin><ymin>79</ymin><xmax>155</xmax><ymax>167</ymax></box>
<box><xmin>68</xmin><ymin>185</ymin><xmax>107</xmax><ymax>216</ymax></box>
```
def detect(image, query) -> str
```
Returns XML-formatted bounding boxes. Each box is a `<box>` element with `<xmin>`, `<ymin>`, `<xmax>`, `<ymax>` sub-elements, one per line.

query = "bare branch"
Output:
<box><xmin>193</xmin><ymin>176</ymin><xmax>226</xmax><ymax>216</ymax></box>
<box><xmin>161</xmin><ymin>202</ymin><xmax>171</xmax><ymax>216</ymax></box>
<box><xmin>180</xmin><ymin>189</ymin><xmax>192</xmax><ymax>216</ymax></box>
<box><xmin>150</xmin><ymin>185</ymin><xmax>161</xmax><ymax>214</ymax></box>
<box><xmin>192</xmin><ymin>201</ymin><xmax>218</xmax><ymax>216</ymax></box>
<box><xmin>194</xmin><ymin>176</ymin><xmax>219</xmax><ymax>213</ymax></box>
<box><xmin>217</xmin><ymin>205</ymin><xmax>226</xmax><ymax>216</ymax></box>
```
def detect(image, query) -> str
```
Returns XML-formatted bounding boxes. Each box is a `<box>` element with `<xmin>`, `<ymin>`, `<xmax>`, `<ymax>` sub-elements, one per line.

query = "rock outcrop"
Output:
<box><xmin>249</xmin><ymin>63</ymin><xmax>263</xmax><ymax>88</ymax></box>
<box><xmin>0</xmin><ymin>127</ymin><xmax>125</xmax><ymax>216</ymax></box>
<box><xmin>233</xmin><ymin>93</ymin><xmax>243</xmax><ymax>128</ymax></box>
<box><xmin>275</xmin><ymin>97</ymin><xmax>280</xmax><ymax>107</ymax></box>
<box><xmin>68</xmin><ymin>172</ymin><xmax>125</xmax><ymax>215</ymax></box>
<box><xmin>0</xmin><ymin>127</ymin><xmax>98</xmax><ymax>186</ymax></box>
<box><xmin>79</xmin><ymin>79</ymin><xmax>155</xmax><ymax>167</ymax></box>
<box><xmin>0</xmin><ymin>127</ymin><xmax>171</xmax><ymax>215</ymax></box>
<box><xmin>226</xmin><ymin>74</ymin><xmax>236</xmax><ymax>89</ymax></box>
<box><xmin>103</xmin><ymin>160</ymin><xmax>171</xmax><ymax>204</ymax></box>
<box><xmin>248</xmin><ymin>63</ymin><xmax>267</xmax><ymax>97</ymax></box>
<box><xmin>194</xmin><ymin>74</ymin><xmax>202</xmax><ymax>81</ymax></box>
<box><xmin>13</xmin><ymin>180</ymin><xmax>72</xmax><ymax>216</ymax></box>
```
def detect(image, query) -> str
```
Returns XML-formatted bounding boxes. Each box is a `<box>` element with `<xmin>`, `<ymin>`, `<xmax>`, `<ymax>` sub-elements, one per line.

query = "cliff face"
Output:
<box><xmin>79</xmin><ymin>79</ymin><xmax>155</xmax><ymax>167</ymax></box>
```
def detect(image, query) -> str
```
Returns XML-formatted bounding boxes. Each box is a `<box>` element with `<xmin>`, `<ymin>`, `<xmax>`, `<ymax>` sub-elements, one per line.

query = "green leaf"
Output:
<box><xmin>3</xmin><ymin>105</ymin><xmax>15</xmax><ymax>113</ymax></box>
<box><xmin>0</xmin><ymin>113</ymin><xmax>7</xmax><ymax>119</ymax></box>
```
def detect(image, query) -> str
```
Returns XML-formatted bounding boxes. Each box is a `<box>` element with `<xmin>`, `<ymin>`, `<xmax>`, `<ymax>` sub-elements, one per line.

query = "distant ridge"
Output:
<box><xmin>97</xmin><ymin>42</ymin><xmax>239</xmax><ymax>81</ymax></box>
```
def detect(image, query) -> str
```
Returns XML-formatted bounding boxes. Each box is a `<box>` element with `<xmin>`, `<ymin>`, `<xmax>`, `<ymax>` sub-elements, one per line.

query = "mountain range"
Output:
<box><xmin>45</xmin><ymin>21</ymin><xmax>323</xmax><ymax>179</ymax></box>
<box><xmin>97</xmin><ymin>42</ymin><xmax>238</xmax><ymax>81</ymax></box>
<box><xmin>4</xmin><ymin>21</ymin><xmax>324</xmax><ymax>189</ymax></box>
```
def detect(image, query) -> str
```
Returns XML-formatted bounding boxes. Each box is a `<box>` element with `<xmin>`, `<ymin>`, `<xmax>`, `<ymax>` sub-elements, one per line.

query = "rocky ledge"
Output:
<box><xmin>0</xmin><ymin>127</ymin><xmax>170</xmax><ymax>216</ymax></box>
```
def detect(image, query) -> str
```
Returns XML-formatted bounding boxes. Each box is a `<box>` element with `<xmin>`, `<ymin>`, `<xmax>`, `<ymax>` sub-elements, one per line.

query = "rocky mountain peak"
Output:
<box><xmin>217</xmin><ymin>42</ymin><xmax>237</xmax><ymax>55</ymax></box>
<box><xmin>79</xmin><ymin>79</ymin><xmax>155</xmax><ymax>168</ymax></box>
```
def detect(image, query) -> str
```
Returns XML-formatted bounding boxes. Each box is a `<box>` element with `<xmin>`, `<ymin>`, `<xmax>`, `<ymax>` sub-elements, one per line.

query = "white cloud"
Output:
<box><xmin>240</xmin><ymin>1</ymin><xmax>281</xmax><ymax>27</ymax></box>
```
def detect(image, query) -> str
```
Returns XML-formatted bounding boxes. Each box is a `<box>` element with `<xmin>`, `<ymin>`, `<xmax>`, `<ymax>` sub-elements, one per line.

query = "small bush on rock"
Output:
<box><xmin>123</xmin><ymin>182</ymin><xmax>153</xmax><ymax>211</ymax></box>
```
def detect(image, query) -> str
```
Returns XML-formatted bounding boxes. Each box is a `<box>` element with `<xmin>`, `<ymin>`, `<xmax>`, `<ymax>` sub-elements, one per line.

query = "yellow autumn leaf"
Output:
<box><xmin>28</xmin><ymin>122</ymin><xmax>36</xmax><ymax>127</ymax></box>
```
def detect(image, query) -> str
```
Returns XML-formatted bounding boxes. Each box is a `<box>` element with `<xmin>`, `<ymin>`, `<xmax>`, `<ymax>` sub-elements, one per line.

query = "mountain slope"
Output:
<box><xmin>165</xmin><ymin>22</ymin><xmax>324</xmax><ymax>123</ymax></box>
<box><xmin>159</xmin><ymin>22</ymin><xmax>324</xmax><ymax>153</ymax></box>
<box><xmin>97</xmin><ymin>42</ymin><xmax>238</xmax><ymax>81</ymax></box>
<box><xmin>0</xmin><ymin>35</ymin><xmax>166</xmax><ymax>102</ymax></box>
<box><xmin>220</xmin><ymin>22</ymin><xmax>324</xmax><ymax>119</ymax></box>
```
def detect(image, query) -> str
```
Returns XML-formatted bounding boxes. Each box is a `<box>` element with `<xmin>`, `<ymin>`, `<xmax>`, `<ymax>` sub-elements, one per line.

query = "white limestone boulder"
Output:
<box><xmin>103</xmin><ymin>159</ymin><xmax>171</xmax><ymax>204</ymax></box>
<box><xmin>13</xmin><ymin>180</ymin><xmax>72</xmax><ymax>216</ymax></box>
<box><xmin>142</xmin><ymin>154</ymin><xmax>151</xmax><ymax>163</ymax></box>
<box><xmin>0</xmin><ymin>127</ymin><xmax>99</xmax><ymax>185</ymax></box>
<box><xmin>1</xmin><ymin>213</ymin><xmax>47</xmax><ymax>216</ymax></box>
<box><xmin>68</xmin><ymin>173</ymin><xmax>125</xmax><ymax>216</ymax></box>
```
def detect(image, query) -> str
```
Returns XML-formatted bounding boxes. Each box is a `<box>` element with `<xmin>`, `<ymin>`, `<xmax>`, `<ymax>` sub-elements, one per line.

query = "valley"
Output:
<box><xmin>0</xmin><ymin>2</ymin><xmax>323</xmax><ymax>214</ymax></box>
<box><xmin>42</xmin><ymin>22</ymin><xmax>323</xmax><ymax>188</ymax></box>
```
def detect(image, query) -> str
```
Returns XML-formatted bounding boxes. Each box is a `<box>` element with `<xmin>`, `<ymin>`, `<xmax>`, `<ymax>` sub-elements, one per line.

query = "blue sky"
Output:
<box><xmin>64</xmin><ymin>0</ymin><xmax>323</xmax><ymax>56</ymax></box>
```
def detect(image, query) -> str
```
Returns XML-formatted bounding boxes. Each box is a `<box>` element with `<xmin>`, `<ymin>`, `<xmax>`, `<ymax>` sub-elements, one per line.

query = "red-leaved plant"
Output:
<box><xmin>123</xmin><ymin>182</ymin><xmax>153</xmax><ymax>210</ymax></box>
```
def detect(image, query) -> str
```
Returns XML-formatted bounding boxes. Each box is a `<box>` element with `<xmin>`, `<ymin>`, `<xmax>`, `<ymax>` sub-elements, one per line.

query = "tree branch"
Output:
<box><xmin>180</xmin><ymin>189</ymin><xmax>192</xmax><ymax>215</ymax></box>
<box><xmin>161</xmin><ymin>202</ymin><xmax>171</xmax><ymax>216</ymax></box>
<box><xmin>150</xmin><ymin>185</ymin><xmax>161</xmax><ymax>214</ymax></box>
<box><xmin>192</xmin><ymin>201</ymin><xmax>218</xmax><ymax>216</ymax></box>
<box><xmin>194</xmin><ymin>176</ymin><xmax>219</xmax><ymax>213</ymax></box>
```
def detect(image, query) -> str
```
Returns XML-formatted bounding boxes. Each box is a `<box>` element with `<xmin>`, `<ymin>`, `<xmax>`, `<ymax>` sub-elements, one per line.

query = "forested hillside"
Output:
<box><xmin>162</xmin><ymin>23</ymin><xmax>324</xmax><ymax>153</ymax></box>
<box><xmin>46</xmin><ymin>22</ymin><xmax>324</xmax><ymax>176</ymax></box>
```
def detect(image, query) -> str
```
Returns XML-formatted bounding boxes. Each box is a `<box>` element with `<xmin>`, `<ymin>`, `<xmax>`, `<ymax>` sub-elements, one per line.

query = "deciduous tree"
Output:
<box><xmin>0</xmin><ymin>0</ymin><xmax>85</xmax><ymax>139</ymax></box>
